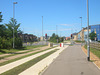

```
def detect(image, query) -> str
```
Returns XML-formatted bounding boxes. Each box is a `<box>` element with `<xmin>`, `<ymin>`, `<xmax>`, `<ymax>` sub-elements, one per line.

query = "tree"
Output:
<box><xmin>0</xmin><ymin>12</ymin><xmax>3</xmax><ymax>22</ymax></box>
<box><xmin>5</xmin><ymin>18</ymin><xmax>21</xmax><ymax>38</ymax></box>
<box><xmin>0</xmin><ymin>25</ymin><xmax>8</xmax><ymax>38</ymax></box>
<box><xmin>0</xmin><ymin>18</ymin><xmax>23</xmax><ymax>49</ymax></box>
<box><xmin>89</xmin><ymin>31</ymin><xmax>97</xmax><ymax>41</ymax></box>
<box><xmin>52</xmin><ymin>33</ymin><xmax>56</xmax><ymax>38</ymax></box>
<box><xmin>49</xmin><ymin>33</ymin><xmax>64</xmax><ymax>43</ymax></box>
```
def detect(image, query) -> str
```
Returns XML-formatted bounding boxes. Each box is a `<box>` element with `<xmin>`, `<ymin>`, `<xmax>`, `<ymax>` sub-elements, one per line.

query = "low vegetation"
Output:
<box><xmin>75</xmin><ymin>40</ymin><xmax>85</xmax><ymax>43</ymax></box>
<box><xmin>49</xmin><ymin>33</ymin><xmax>64</xmax><ymax>43</ymax></box>
<box><xmin>0</xmin><ymin>18</ymin><xmax>22</xmax><ymax>49</ymax></box>
<box><xmin>84</xmin><ymin>45</ymin><xmax>100</xmax><ymax>58</ymax></box>
<box><xmin>0</xmin><ymin>12</ymin><xmax>38</xmax><ymax>53</ymax></box>
<box><xmin>0</xmin><ymin>50</ymin><xmax>58</xmax><ymax>75</ymax></box>
<box><xmin>0</xmin><ymin>46</ymin><xmax>57</xmax><ymax>66</ymax></box>
<box><xmin>0</xmin><ymin>45</ymin><xmax>46</xmax><ymax>54</ymax></box>
<box><xmin>89</xmin><ymin>31</ymin><xmax>97</xmax><ymax>41</ymax></box>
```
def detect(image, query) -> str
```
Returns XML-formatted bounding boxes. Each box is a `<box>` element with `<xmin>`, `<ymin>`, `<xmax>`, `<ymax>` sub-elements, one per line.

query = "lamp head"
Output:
<box><xmin>13</xmin><ymin>2</ymin><xmax>18</xmax><ymax>4</ymax></box>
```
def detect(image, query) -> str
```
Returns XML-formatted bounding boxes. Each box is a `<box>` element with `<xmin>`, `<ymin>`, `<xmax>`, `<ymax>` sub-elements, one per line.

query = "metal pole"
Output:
<box><xmin>81</xmin><ymin>17</ymin><xmax>82</xmax><ymax>41</ymax></box>
<box><xmin>56</xmin><ymin>25</ymin><xmax>58</xmax><ymax>43</ymax></box>
<box><xmin>56</xmin><ymin>25</ymin><xmax>57</xmax><ymax>35</ymax></box>
<box><xmin>80</xmin><ymin>17</ymin><xmax>82</xmax><ymax>30</ymax></box>
<box><xmin>42</xmin><ymin>16</ymin><xmax>43</xmax><ymax>45</ymax></box>
<box><xmin>80</xmin><ymin>17</ymin><xmax>82</xmax><ymax>41</ymax></box>
<box><xmin>13</xmin><ymin>2</ymin><xmax>17</xmax><ymax>48</ymax></box>
<box><xmin>87</xmin><ymin>0</ymin><xmax>90</xmax><ymax>61</ymax></box>
<box><xmin>13</xmin><ymin>3</ymin><xmax>15</xmax><ymax>48</ymax></box>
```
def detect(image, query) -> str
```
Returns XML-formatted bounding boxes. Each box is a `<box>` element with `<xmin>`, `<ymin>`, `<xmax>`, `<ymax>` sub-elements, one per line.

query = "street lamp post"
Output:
<box><xmin>80</xmin><ymin>17</ymin><xmax>82</xmax><ymax>41</ymax></box>
<box><xmin>79</xmin><ymin>17</ymin><xmax>82</xmax><ymax>30</ymax></box>
<box><xmin>42</xmin><ymin>16</ymin><xmax>43</xmax><ymax>45</ymax></box>
<box><xmin>13</xmin><ymin>2</ymin><xmax>17</xmax><ymax>48</ymax></box>
<box><xmin>56</xmin><ymin>25</ymin><xmax>58</xmax><ymax>43</ymax></box>
<box><xmin>87</xmin><ymin>0</ymin><xmax>90</xmax><ymax>61</ymax></box>
<box><xmin>42</xmin><ymin>16</ymin><xmax>43</xmax><ymax>40</ymax></box>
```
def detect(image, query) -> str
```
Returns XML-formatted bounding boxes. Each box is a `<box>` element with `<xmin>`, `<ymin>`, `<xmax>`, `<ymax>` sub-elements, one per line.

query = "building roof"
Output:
<box><xmin>90</xmin><ymin>24</ymin><xmax>100</xmax><ymax>26</ymax></box>
<box><xmin>72</xmin><ymin>33</ymin><xmax>77</xmax><ymax>35</ymax></box>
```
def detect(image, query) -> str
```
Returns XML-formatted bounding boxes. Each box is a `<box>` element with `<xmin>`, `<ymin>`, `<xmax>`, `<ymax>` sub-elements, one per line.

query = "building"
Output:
<box><xmin>83</xmin><ymin>27</ymin><xmax>91</xmax><ymax>41</ymax></box>
<box><xmin>72</xmin><ymin>33</ymin><xmax>78</xmax><ymax>40</ymax></box>
<box><xmin>40</xmin><ymin>35</ymin><xmax>50</xmax><ymax>41</ymax></box>
<box><xmin>18</xmin><ymin>33</ymin><xmax>37</xmax><ymax>43</ymax></box>
<box><xmin>90</xmin><ymin>24</ymin><xmax>100</xmax><ymax>41</ymax></box>
<box><xmin>72</xmin><ymin>26</ymin><xmax>91</xmax><ymax>41</ymax></box>
<box><xmin>66</xmin><ymin>37</ymin><xmax>70</xmax><ymax>40</ymax></box>
<box><xmin>72</xmin><ymin>24</ymin><xmax>100</xmax><ymax>41</ymax></box>
<box><xmin>40</xmin><ymin>36</ymin><xmax>44</xmax><ymax>41</ymax></box>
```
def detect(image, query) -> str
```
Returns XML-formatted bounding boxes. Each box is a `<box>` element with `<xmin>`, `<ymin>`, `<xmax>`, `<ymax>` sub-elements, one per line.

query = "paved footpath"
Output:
<box><xmin>42</xmin><ymin>45</ymin><xmax>100</xmax><ymax>75</ymax></box>
<box><xmin>19</xmin><ymin>46</ymin><xmax>68</xmax><ymax>75</ymax></box>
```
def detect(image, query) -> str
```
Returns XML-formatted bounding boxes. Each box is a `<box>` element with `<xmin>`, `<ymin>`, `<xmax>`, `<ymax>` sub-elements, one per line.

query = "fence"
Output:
<box><xmin>90</xmin><ymin>42</ymin><xmax>100</xmax><ymax>50</ymax></box>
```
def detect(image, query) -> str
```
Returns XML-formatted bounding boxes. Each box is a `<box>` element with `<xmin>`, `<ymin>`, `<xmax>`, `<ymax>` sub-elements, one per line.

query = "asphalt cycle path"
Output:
<box><xmin>42</xmin><ymin>45</ymin><xmax>100</xmax><ymax>75</ymax></box>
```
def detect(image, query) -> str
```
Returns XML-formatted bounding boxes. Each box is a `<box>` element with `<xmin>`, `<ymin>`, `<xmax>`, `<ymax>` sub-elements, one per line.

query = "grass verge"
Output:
<box><xmin>84</xmin><ymin>45</ymin><xmax>100</xmax><ymax>58</ymax></box>
<box><xmin>0</xmin><ymin>50</ymin><xmax>58</xmax><ymax>75</ymax></box>
<box><xmin>0</xmin><ymin>45</ymin><xmax>46</xmax><ymax>54</ymax></box>
<box><xmin>0</xmin><ymin>47</ymin><xmax>57</xmax><ymax>66</ymax></box>
<box><xmin>0</xmin><ymin>49</ymin><xmax>39</xmax><ymax>60</ymax></box>
<box><xmin>75</xmin><ymin>40</ymin><xmax>85</xmax><ymax>43</ymax></box>
<box><xmin>69</xmin><ymin>44</ymin><xmax>73</xmax><ymax>46</ymax></box>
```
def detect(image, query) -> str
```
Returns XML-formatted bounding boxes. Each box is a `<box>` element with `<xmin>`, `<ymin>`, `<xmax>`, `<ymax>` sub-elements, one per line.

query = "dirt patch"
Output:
<box><xmin>82</xmin><ymin>46</ymin><xmax>100</xmax><ymax>68</ymax></box>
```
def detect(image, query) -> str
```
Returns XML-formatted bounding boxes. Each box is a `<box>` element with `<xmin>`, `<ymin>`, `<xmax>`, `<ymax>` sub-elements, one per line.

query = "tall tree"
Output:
<box><xmin>0</xmin><ymin>12</ymin><xmax>3</xmax><ymax>22</ymax></box>
<box><xmin>0</xmin><ymin>12</ymin><xmax>6</xmax><ymax>38</ymax></box>
<box><xmin>5</xmin><ymin>18</ymin><xmax>20</xmax><ymax>38</ymax></box>
<box><xmin>0</xmin><ymin>25</ymin><xmax>7</xmax><ymax>38</ymax></box>
<box><xmin>52</xmin><ymin>33</ymin><xmax>56</xmax><ymax>38</ymax></box>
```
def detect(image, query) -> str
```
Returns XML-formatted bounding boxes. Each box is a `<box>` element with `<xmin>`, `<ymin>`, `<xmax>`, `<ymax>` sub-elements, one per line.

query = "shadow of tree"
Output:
<box><xmin>0</xmin><ymin>49</ymin><xmax>6</xmax><ymax>53</ymax></box>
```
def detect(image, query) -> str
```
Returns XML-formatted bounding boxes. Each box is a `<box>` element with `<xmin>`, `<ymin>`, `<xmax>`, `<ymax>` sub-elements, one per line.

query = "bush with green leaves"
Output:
<box><xmin>15</xmin><ymin>38</ymin><xmax>22</xmax><ymax>48</ymax></box>
<box><xmin>49</xmin><ymin>33</ymin><xmax>63</xmax><ymax>43</ymax></box>
<box><xmin>0</xmin><ymin>16</ymin><xmax>23</xmax><ymax>49</ymax></box>
<box><xmin>89</xmin><ymin>31</ymin><xmax>97</xmax><ymax>41</ymax></box>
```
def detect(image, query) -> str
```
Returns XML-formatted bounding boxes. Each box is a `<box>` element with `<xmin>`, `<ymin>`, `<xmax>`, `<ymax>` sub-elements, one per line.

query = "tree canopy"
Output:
<box><xmin>49</xmin><ymin>33</ymin><xmax>64</xmax><ymax>43</ymax></box>
<box><xmin>5</xmin><ymin>18</ymin><xmax>21</xmax><ymax>38</ymax></box>
<box><xmin>0</xmin><ymin>17</ymin><xmax>22</xmax><ymax>49</ymax></box>
<box><xmin>89</xmin><ymin>31</ymin><xmax>97</xmax><ymax>41</ymax></box>
<box><xmin>0</xmin><ymin>12</ymin><xmax>3</xmax><ymax>22</ymax></box>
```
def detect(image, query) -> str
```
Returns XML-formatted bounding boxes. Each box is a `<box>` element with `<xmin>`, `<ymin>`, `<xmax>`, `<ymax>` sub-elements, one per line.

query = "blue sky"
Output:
<box><xmin>0</xmin><ymin>0</ymin><xmax>100</xmax><ymax>37</ymax></box>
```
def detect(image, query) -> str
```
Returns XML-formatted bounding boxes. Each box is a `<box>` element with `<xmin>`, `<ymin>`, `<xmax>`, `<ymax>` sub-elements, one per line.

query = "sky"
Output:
<box><xmin>0</xmin><ymin>0</ymin><xmax>100</xmax><ymax>37</ymax></box>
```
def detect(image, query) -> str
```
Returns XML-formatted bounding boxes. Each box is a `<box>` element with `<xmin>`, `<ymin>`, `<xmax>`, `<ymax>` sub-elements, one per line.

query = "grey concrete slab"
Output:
<box><xmin>42</xmin><ymin>45</ymin><xmax>100</xmax><ymax>75</ymax></box>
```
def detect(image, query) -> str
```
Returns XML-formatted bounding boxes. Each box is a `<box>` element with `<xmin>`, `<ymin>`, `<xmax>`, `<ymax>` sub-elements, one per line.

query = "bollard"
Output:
<box><xmin>60</xmin><ymin>43</ymin><xmax>61</xmax><ymax>47</ymax></box>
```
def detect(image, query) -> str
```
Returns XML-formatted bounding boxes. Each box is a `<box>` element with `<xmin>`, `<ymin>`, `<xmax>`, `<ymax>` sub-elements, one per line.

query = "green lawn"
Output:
<box><xmin>0</xmin><ymin>46</ymin><xmax>58</xmax><ymax>66</ymax></box>
<box><xmin>0</xmin><ymin>49</ymin><xmax>58</xmax><ymax>75</ymax></box>
<box><xmin>0</xmin><ymin>45</ymin><xmax>46</xmax><ymax>54</ymax></box>
<box><xmin>75</xmin><ymin>40</ymin><xmax>85</xmax><ymax>43</ymax></box>
<box><xmin>0</xmin><ymin>49</ymin><xmax>39</xmax><ymax>60</ymax></box>
<box><xmin>84</xmin><ymin>45</ymin><xmax>100</xmax><ymax>58</ymax></box>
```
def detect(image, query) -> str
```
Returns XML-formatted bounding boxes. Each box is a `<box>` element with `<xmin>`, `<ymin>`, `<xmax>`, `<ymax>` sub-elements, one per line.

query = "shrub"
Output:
<box><xmin>15</xmin><ymin>38</ymin><xmax>22</xmax><ymax>48</ymax></box>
